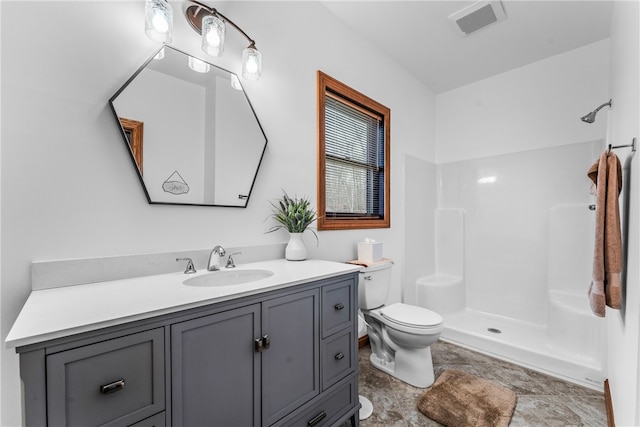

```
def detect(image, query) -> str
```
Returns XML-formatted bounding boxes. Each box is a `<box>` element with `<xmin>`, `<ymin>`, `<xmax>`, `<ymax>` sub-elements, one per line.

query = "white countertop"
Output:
<box><xmin>6</xmin><ymin>259</ymin><xmax>360</xmax><ymax>349</ymax></box>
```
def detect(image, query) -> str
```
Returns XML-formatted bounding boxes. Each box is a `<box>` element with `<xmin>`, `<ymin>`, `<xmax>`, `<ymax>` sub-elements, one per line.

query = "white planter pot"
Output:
<box><xmin>285</xmin><ymin>232</ymin><xmax>307</xmax><ymax>261</ymax></box>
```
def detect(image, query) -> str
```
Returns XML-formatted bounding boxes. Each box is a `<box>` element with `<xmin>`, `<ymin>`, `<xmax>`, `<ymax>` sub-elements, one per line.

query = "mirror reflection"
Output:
<box><xmin>110</xmin><ymin>46</ymin><xmax>267</xmax><ymax>207</ymax></box>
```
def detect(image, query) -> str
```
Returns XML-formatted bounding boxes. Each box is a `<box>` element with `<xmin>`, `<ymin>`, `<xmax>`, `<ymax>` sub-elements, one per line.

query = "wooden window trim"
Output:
<box><xmin>317</xmin><ymin>71</ymin><xmax>391</xmax><ymax>231</ymax></box>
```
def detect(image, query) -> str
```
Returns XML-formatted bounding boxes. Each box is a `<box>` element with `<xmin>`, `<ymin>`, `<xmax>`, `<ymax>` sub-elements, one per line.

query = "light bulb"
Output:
<box><xmin>188</xmin><ymin>56</ymin><xmax>210</xmax><ymax>73</ymax></box>
<box><xmin>242</xmin><ymin>46</ymin><xmax>262</xmax><ymax>81</ymax></box>
<box><xmin>145</xmin><ymin>0</ymin><xmax>173</xmax><ymax>44</ymax></box>
<box><xmin>202</xmin><ymin>15</ymin><xmax>225</xmax><ymax>57</ymax></box>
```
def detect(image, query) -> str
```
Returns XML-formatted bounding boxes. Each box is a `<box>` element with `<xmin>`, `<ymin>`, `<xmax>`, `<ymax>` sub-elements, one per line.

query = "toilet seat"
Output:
<box><xmin>380</xmin><ymin>303</ymin><xmax>443</xmax><ymax>330</ymax></box>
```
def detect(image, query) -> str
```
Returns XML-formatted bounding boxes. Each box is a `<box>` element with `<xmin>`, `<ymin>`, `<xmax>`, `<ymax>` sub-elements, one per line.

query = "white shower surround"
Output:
<box><xmin>418</xmin><ymin>141</ymin><xmax>607</xmax><ymax>390</ymax></box>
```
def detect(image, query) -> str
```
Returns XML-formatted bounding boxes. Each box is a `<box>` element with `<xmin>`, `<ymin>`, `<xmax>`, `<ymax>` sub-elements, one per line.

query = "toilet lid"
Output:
<box><xmin>380</xmin><ymin>303</ymin><xmax>443</xmax><ymax>328</ymax></box>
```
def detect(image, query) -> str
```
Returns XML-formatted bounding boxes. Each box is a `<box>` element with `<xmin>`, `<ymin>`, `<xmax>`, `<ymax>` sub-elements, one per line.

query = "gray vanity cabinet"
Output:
<box><xmin>15</xmin><ymin>272</ymin><xmax>359</xmax><ymax>427</ymax></box>
<box><xmin>171</xmin><ymin>289</ymin><xmax>320</xmax><ymax>427</ymax></box>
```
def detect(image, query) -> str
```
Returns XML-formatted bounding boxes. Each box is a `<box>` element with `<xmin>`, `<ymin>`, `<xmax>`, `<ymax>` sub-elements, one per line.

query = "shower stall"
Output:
<box><xmin>414</xmin><ymin>140</ymin><xmax>607</xmax><ymax>390</ymax></box>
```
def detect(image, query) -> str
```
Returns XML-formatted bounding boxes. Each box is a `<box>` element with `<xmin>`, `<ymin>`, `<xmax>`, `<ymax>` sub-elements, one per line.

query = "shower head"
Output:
<box><xmin>580</xmin><ymin>99</ymin><xmax>612</xmax><ymax>123</ymax></box>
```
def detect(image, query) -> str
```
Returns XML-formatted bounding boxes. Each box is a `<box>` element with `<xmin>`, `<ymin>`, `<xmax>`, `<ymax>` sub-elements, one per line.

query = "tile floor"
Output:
<box><xmin>355</xmin><ymin>340</ymin><xmax>607</xmax><ymax>427</ymax></box>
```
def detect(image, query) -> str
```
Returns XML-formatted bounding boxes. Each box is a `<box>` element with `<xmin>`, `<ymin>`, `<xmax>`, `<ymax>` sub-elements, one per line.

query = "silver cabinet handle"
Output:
<box><xmin>334</xmin><ymin>303</ymin><xmax>344</xmax><ymax>310</ymax></box>
<box><xmin>334</xmin><ymin>352</ymin><xmax>345</xmax><ymax>360</ymax></box>
<box><xmin>308</xmin><ymin>410</ymin><xmax>327</xmax><ymax>426</ymax></box>
<box><xmin>255</xmin><ymin>335</ymin><xmax>271</xmax><ymax>352</ymax></box>
<box><xmin>100</xmin><ymin>379</ymin><xmax>125</xmax><ymax>394</ymax></box>
<box><xmin>262</xmin><ymin>334</ymin><xmax>271</xmax><ymax>350</ymax></box>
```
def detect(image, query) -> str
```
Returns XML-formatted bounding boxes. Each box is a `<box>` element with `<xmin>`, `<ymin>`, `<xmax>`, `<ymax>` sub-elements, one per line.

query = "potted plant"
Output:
<box><xmin>267</xmin><ymin>191</ymin><xmax>318</xmax><ymax>261</ymax></box>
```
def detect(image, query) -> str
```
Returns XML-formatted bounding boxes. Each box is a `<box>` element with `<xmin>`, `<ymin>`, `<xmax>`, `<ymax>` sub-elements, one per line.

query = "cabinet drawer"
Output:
<box><xmin>276</xmin><ymin>376</ymin><xmax>357</xmax><ymax>427</ymax></box>
<box><xmin>46</xmin><ymin>328</ymin><xmax>165</xmax><ymax>427</ymax></box>
<box><xmin>130</xmin><ymin>412</ymin><xmax>165</xmax><ymax>427</ymax></box>
<box><xmin>321</xmin><ymin>329</ymin><xmax>355</xmax><ymax>389</ymax></box>
<box><xmin>322</xmin><ymin>280</ymin><xmax>353</xmax><ymax>337</ymax></box>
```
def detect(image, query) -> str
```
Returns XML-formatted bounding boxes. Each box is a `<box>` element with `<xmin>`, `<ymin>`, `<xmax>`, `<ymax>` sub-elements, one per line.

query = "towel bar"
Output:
<box><xmin>607</xmin><ymin>138</ymin><xmax>636</xmax><ymax>153</ymax></box>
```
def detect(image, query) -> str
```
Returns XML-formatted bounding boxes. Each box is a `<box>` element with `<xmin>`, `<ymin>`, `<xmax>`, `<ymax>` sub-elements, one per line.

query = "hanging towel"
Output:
<box><xmin>587</xmin><ymin>151</ymin><xmax>623</xmax><ymax>317</ymax></box>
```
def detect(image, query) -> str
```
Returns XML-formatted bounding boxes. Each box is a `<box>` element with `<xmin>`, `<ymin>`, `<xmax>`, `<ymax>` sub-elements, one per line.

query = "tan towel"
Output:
<box><xmin>587</xmin><ymin>151</ymin><xmax>623</xmax><ymax>317</ymax></box>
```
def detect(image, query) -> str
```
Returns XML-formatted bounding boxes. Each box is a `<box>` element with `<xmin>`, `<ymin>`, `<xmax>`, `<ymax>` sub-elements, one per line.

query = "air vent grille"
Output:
<box><xmin>449</xmin><ymin>1</ymin><xmax>506</xmax><ymax>37</ymax></box>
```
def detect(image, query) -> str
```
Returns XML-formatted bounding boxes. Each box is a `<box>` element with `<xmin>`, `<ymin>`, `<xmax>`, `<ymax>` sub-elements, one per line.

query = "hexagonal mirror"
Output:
<box><xmin>109</xmin><ymin>46</ymin><xmax>267</xmax><ymax>207</ymax></box>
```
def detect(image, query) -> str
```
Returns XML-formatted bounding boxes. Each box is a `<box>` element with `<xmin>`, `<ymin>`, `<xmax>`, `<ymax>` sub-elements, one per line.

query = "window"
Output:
<box><xmin>317</xmin><ymin>71</ymin><xmax>390</xmax><ymax>230</ymax></box>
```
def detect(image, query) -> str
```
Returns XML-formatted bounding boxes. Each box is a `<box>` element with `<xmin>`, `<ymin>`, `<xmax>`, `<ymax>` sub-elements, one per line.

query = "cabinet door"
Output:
<box><xmin>262</xmin><ymin>289</ymin><xmax>320</xmax><ymax>426</ymax></box>
<box><xmin>171</xmin><ymin>304</ymin><xmax>261</xmax><ymax>427</ymax></box>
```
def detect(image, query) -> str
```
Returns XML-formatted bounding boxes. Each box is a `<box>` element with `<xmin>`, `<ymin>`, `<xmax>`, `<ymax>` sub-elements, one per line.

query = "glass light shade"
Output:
<box><xmin>201</xmin><ymin>15</ymin><xmax>225</xmax><ymax>57</ymax></box>
<box><xmin>153</xmin><ymin>47</ymin><xmax>165</xmax><ymax>60</ymax></box>
<box><xmin>145</xmin><ymin>0</ymin><xmax>173</xmax><ymax>44</ymax></box>
<box><xmin>188</xmin><ymin>56</ymin><xmax>210</xmax><ymax>73</ymax></box>
<box><xmin>242</xmin><ymin>46</ymin><xmax>262</xmax><ymax>81</ymax></box>
<box><xmin>230</xmin><ymin>74</ymin><xmax>242</xmax><ymax>90</ymax></box>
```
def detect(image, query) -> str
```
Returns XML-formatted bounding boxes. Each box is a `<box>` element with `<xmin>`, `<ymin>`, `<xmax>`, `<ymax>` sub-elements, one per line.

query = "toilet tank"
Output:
<box><xmin>359</xmin><ymin>262</ymin><xmax>393</xmax><ymax>309</ymax></box>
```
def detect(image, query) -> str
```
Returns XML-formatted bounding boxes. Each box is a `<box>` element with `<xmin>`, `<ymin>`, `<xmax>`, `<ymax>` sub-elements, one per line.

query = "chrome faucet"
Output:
<box><xmin>208</xmin><ymin>245</ymin><xmax>226</xmax><ymax>271</ymax></box>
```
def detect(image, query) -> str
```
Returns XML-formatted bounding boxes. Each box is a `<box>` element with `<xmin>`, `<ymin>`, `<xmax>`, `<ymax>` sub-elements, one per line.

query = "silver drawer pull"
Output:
<box><xmin>334</xmin><ymin>352</ymin><xmax>345</xmax><ymax>360</ymax></box>
<box><xmin>100</xmin><ymin>379</ymin><xmax>125</xmax><ymax>395</ymax></box>
<box><xmin>334</xmin><ymin>303</ymin><xmax>344</xmax><ymax>310</ymax></box>
<box><xmin>307</xmin><ymin>410</ymin><xmax>327</xmax><ymax>426</ymax></box>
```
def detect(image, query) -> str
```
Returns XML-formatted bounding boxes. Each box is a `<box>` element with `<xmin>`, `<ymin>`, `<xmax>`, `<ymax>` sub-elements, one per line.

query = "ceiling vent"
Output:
<box><xmin>449</xmin><ymin>1</ymin><xmax>506</xmax><ymax>37</ymax></box>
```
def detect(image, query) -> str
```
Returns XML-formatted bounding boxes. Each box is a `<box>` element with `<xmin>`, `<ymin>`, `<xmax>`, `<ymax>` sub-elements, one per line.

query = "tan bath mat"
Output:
<box><xmin>417</xmin><ymin>369</ymin><xmax>517</xmax><ymax>427</ymax></box>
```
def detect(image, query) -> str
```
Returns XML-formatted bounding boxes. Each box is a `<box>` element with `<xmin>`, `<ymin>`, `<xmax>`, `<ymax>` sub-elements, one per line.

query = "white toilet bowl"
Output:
<box><xmin>358</xmin><ymin>262</ymin><xmax>444</xmax><ymax>387</ymax></box>
<box><xmin>362</xmin><ymin>302</ymin><xmax>443</xmax><ymax>387</ymax></box>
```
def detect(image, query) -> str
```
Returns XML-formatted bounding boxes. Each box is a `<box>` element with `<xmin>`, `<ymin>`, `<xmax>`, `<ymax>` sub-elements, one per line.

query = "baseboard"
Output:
<box><xmin>358</xmin><ymin>335</ymin><xmax>369</xmax><ymax>349</ymax></box>
<box><xmin>604</xmin><ymin>379</ymin><xmax>615</xmax><ymax>427</ymax></box>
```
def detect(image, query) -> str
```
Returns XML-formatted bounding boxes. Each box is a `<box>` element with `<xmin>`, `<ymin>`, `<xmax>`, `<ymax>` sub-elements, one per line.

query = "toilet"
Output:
<box><xmin>359</xmin><ymin>262</ymin><xmax>443</xmax><ymax>388</ymax></box>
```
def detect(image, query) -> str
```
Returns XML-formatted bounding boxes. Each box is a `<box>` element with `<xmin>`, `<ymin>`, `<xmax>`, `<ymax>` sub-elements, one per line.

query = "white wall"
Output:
<box><xmin>438</xmin><ymin>140</ymin><xmax>602</xmax><ymax>324</ymax></box>
<box><xmin>0</xmin><ymin>1</ymin><xmax>435</xmax><ymax>425</ymax></box>
<box><xmin>402</xmin><ymin>155</ymin><xmax>437</xmax><ymax>305</ymax></box>
<box><xmin>607</xmin><ymin>1</ymin><xmax>640</xmax><ymax>425</ymax></box>
<box><xmin>436</xmin><ymin>39</ymin><xmax>610</xmax><ymax>163</ymax></box>
<box><xmin>434</xmin><ymin>39</ymin><xmax>609</xmax><ymax>324</ymax></box>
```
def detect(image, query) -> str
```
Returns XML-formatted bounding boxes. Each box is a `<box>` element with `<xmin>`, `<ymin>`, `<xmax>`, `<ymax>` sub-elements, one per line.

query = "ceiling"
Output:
<box><xmin>321</xmin><ymin>1</ymin><xmax>613</xmax><ymax>93</ymax></box>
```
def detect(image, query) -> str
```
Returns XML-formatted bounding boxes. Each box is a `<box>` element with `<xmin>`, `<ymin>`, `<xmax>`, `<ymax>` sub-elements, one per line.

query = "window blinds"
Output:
<box><xmin>324</xmin><ymin>94</ymin><xmax>385</xmax><ymax>218</ymax></box>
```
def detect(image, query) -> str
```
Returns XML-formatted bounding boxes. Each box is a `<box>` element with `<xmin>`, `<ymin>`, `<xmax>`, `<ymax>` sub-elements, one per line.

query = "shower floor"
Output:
<box><xmin>440</xmin><ymin>308</ymin><xmax>605</xmax><ymax>391</ymax></box>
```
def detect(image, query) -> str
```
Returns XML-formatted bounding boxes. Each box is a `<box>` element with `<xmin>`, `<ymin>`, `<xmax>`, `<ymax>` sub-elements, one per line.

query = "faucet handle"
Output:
<box><xmin>176</xmin><ymin>258</ymin><xmax>197</xmax><ymax>274</ymax></box>
<box><xmin>226</xmin><ymin>252</ymin><xmax>242</xmax><ymax>268</ymax></box>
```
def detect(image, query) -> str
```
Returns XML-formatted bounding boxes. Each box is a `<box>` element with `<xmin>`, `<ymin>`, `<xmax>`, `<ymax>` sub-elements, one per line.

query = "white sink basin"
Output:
<box><xmin>183</xmin><ymin>269</ymin><xmax>274</xmax><ymax>287</ymax></box>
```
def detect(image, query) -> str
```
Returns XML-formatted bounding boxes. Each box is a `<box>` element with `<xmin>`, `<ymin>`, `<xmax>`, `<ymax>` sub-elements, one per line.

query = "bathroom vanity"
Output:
<box><xmin>7</xmin><ymin>259</ymin><xmax>360</xmax><ymax>427</ymax></box>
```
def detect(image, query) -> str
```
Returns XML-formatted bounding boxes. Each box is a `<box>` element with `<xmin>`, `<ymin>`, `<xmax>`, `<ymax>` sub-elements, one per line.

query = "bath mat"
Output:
<box><xmin>417</xmin><ymin>369</ymin><xmax>517</xmax><ymax>427</ymax></box>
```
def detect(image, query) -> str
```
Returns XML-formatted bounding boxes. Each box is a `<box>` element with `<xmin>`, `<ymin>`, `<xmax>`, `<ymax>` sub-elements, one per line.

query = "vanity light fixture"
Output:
<box><xmin>145</xmin><ymin>0</ymin><xmax>262</xmax><ymax>80</ymax></box>
<box><xmin>185</xmin><ymin>1</ymin><xmax>262</xmax><ymax>81</ymax></box>
<box><xmin>145</xmin><ymin>0</ymin><xmax>173</xmax><ymax>44</ymax></box>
